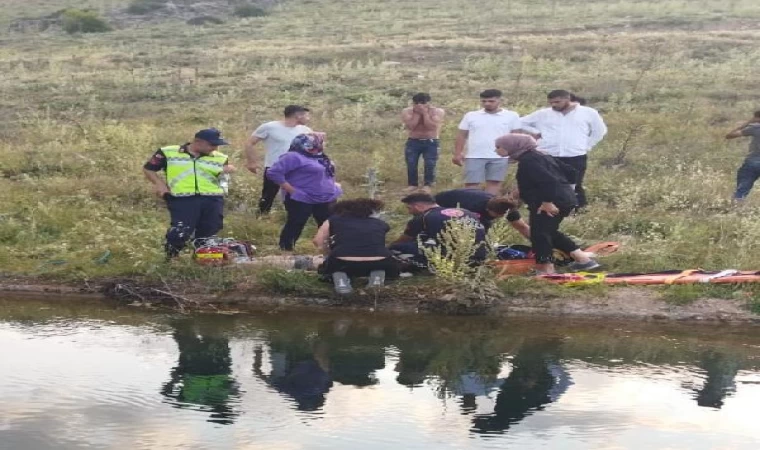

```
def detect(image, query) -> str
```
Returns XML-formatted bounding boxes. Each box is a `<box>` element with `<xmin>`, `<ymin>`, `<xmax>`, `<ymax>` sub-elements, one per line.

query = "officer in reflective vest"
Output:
<box><xmin>143</xmin><ymin>128</ymin><xmax>236</xmax><ymax>258</ymax></box>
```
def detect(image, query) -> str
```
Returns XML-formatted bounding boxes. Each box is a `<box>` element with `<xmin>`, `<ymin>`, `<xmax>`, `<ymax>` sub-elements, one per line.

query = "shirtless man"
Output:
<box><xmin>401</xmin><ymin>93</ymin><xmax>445</xmax><ymax>193</ymax></box>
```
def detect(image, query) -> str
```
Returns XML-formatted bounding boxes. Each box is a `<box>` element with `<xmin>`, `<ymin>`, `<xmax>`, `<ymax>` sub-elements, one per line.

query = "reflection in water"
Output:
<box><xmin>471</xmin><ymin>338</ymin><xmax>571</xmax><ymax>434</ymax></box>
<box><xmin>3</xmin><ymin>298</ymin><xmax>760</xmax><ymax>449</ymax></box>
<box><xmin>692</xmin><ymin>350</ymin><xmax>740</xmax><ymax>409</ymax></box>
<box><xmin>161</xmin><ymin>319</ymin><xmax>241</xmax><ymax>424</ymax></box>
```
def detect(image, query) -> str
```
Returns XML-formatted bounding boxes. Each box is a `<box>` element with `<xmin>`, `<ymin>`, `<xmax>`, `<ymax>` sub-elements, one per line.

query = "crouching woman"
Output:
<box><xmin>313</xmin><ymin>198</ymin><xmax>400</xmax><ymax>294</ymax></box>
<box><xmin>495</xmin><ymin>134</ymin><xmax>599</xmax><ymax>274</ymax></box>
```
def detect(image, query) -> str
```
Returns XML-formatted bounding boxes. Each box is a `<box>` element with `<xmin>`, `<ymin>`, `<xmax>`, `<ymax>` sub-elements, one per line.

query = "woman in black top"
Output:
<box><xmin>313</xmin><ymin>198</ymin><xmax>399</xmax><ymax>293</ymax></box>
<box><xmin>495</xmin><ymin>134</ymin><xmax>599</xmax><ymax>274</ymax></box>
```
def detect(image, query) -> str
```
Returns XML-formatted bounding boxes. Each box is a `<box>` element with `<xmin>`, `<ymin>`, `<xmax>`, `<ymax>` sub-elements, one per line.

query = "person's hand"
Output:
<box><xmin>245</xmin><ymin>161</ymin><xmax>260</xmax><ymax>174</ymax></box>
<box><xmin>538</xmin><ymin>202</ymin><xmax>559</xmax><ymax>217</ymax></box>
<box><xmin>452</xmin><ymin>154</ymin><xmax>465</xmax><ymax>167</ymax></box>
<box><xmin>412</xmin><ymin>104</ymin><xmax>426</xmax><ymax>114</ymax></box>
<box><xmin>153</xmin><ymin>184</ymin><xmax>170</xmax><ymax>198</ymax></box>
<box><xmin>334</xmin><ymin>182</ymin><xmax>342</xmax><ymax>189</ymax></box>
<box><xmin>223</xmin><ymin>164</ymin><xmax>237</xmax><ymax>174</ymax></box>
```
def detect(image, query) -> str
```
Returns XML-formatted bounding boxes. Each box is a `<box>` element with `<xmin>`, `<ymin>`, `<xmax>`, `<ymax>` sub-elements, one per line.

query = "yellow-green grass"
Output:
<box><xmin>1</xmin><ymin>0</ymin><xmax>760</xmax><ymax>290</ymax></box>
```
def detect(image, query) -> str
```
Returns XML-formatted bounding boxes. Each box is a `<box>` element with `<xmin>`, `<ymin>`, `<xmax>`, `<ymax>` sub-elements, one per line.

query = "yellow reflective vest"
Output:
<box><xmin>162</xmin><ymin>145</ymin><xmax>228</xmax><ymax>197</ymax></box>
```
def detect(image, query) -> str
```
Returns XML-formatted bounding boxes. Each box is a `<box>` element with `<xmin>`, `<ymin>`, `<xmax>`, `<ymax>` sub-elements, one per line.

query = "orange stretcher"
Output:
<box><xmin>491</xmin><ymin>242</ymin><xmax>621</xmax><ymax>278</ymax></box>
<box><xmin>537</xmin><ymin>270</ymin><xmax>760</xmax><ymax>286</ymax></box>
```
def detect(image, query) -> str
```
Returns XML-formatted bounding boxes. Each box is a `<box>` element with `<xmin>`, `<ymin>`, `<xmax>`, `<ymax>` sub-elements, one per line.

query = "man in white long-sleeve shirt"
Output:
<box><xmin>518</xmin><ymin>90</ymin><xmax>607</xmax><ymax>208</ymax></box>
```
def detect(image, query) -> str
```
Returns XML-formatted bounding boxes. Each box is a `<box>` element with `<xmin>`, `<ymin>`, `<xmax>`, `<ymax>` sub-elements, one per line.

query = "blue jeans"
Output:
<box><xmin>405</xmin><ymin>138</ymin><xmax>439</xmax><ymax>186</ymax></box>
<box><xmin>735</xmin><ymin>158</ymin><xmax>760</xmax><ymax>199</ymax></box>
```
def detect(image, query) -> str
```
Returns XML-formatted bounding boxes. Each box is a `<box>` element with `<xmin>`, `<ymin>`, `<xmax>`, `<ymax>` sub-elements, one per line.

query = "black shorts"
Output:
<box><xmin>320</xmin><ymin>256</ymin><xmax>400</xmax><ymax>279</ymax></box>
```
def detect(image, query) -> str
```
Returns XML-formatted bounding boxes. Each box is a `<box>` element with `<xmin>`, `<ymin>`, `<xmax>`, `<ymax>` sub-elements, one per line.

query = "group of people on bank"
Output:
<box><xmin>142</xmin><ymin>89</ymin><xmax>760</xmax><ymax>292</ymax></box>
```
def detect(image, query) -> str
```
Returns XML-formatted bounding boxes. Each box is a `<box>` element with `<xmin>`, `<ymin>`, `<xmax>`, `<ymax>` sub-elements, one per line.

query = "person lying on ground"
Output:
<box><xmin>725</xmin><ymin>110</ymin><xmax>760</xmax><ymax>203</ymax></box>
<box><xmin>389</xmin><ymin>193</ymin><xmax>487</xmax><ymax>269</ymax></box>
<box><xmin>495</xmin><ymin>134</ymin><xmax>599</xmax><ymax>275</ymax></box>
<box><xmin>434</xmin><ymin>188</ymin><xmax>530</xmax><ymax>237</ymax></box>
<box><xmin>312</xmin><ymin>198</ymin><xmax>400</xmax><ymax>294</ymax></box>
<box><xmin>266</xmin><ymin>133</ymin><xmax>342</xmax><ymax>251</ymax></box>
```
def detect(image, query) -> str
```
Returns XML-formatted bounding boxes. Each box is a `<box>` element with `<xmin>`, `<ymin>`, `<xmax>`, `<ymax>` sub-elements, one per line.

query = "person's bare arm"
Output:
<box><xmin>143</xmin><ymin>168</ymin><xmax>169</xmax><ymax>197</ymax></box>
<box><xmin>244</xmin><ymin>135</ymin><xmax>263</xmax><ymax>173</ymax></box>
<box><xmin>726</xmin><ymin>120</ymin><xmax>753</xmax><ymax>139</ymax></box>
<box><xmin>401</xmin><ymin>108</ymin><xmax>421</xmax><ymax>130</ymax></box>
<box><xmin>312</xmin><ymin>220</ymin><xmax>331</xmax><ymax>255</ymax></box>
<box><xmin>453</xmin><ymin>129</ymin><xmax>468</xmax><ymax>166</ymax></box>
<box><xmin>391</xmin><ymin>234</ymin><xmax>416</xmax><ymax>245</ymax></box>
<box><xmin>510</xmin><ymin>219</ymin><xmax>531</xmax><ymax>240</ymax></box>
<box><xmin>420</xmin><ymin>107</ymin><xmax>445</xmax><ymax>128</ymax></box>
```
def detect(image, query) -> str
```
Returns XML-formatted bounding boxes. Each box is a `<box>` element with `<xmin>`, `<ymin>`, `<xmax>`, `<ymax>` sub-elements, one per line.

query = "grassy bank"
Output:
<box><xmin>1</xmin><ymin>0</ymin><xmax>760</xmax><ymax>307</ymax></box>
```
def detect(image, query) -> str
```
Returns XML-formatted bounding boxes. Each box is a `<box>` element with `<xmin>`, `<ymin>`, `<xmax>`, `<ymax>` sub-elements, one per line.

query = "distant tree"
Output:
<box><xmin>61</xmin><ymin>9</ymin><xmax>112</xmax><ymax>34</ymax></box>
<box><xmin>233</xmin><ymin>4</ymin><xmax>268</xmax><ymax>18</ymax></box>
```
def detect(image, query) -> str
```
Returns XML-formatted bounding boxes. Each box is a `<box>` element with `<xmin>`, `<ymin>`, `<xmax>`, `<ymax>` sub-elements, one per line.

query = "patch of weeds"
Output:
<box><xmin>233</xmin><ymin>4</ymin><xmax>268</xmax><ymax>18</ymax></box>
<box><xmin>126</xmin><ymin>0</ymin><xmax>167</xmax><ymax>15</ymax></box>
<box><xmin>256</xmin><ymin>268</ymin><xmax>331</xmax><ymax>296</ymax></box>
<box><xmin>61</xmin><ymin>9</ymin><xmax>112</xmax><ymax>34</ymax></box>
<box><xmin>187</xmin><ymin>16</ymin><xmax>225</xmax><ymax>26</ymax></box>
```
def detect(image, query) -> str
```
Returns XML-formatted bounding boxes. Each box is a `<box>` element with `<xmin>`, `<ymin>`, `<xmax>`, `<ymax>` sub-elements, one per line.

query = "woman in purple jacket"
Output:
<box><xmin>267</xmin><ymin>133</ymin><xmax>343</xmax><ymax>250</ymax></box>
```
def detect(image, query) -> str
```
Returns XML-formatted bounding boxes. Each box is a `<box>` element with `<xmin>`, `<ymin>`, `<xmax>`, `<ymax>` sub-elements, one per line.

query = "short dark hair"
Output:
<box><xmin>401</xmin><ymin>193</ymin><xmax>436</xmax><ymax>205</ymax></box>
<box><xmin>283</xmin><ymin>105</ymin><xmax>310</xmax><ymax>117</ymax></box>
<box><xmin>754</xmin><ymin>110</ymin><xmax>760</xmax><ymax>118</ymax></box>
<box><xmin>570</xmin><ymin>93</ymin><xmax>587</xmax><ymax>105</ymax></box>
<box><xmin>547</xmin><ymin>90</ymin><xmax>572</xmax><ymax>99</ymax></box>
<box><xmin>480</xmin><ymin>89</ymin><xmax>502</xmax><ymax>99</ymax></box>
<box><xmin>412</xmin><ymin>93</ymin><xmax>431</xmax><ymax>104</ymax></box>
<box><xmin>330</xmin><ymin>198</ymin><xmax>385</xmax><ymax>218</ymax></box>
<box><xmin>485</xmin><ymin>197</ymin><xmax>516</xmax><ymax>215</ymax></box>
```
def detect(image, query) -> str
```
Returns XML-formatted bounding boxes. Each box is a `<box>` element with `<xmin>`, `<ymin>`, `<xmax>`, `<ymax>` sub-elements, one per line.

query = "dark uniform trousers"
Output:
<box><xmin>165</xmin><ymin>195</ymin><xmax>224</xmax><ymax>257</ymax></box>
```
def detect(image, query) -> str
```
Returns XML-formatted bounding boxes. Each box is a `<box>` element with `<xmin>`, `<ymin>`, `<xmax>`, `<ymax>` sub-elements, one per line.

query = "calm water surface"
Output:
<box><xmin>1</xmin><ymin>297</ymin><xmax>760</xmax><ymax>450</ymax></box>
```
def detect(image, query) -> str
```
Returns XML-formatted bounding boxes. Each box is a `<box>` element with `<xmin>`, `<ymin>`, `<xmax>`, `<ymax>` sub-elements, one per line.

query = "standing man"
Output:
<box><xmin>245</xmin><ymin>105</ymin><xmax>312</xmax><ymax>214</ymax></box>
<box><xmin>454</xmin><ymin>89</ymin><xmax>521</xmax><ymax>195</ymax></box>
<box><xmin>518</xmin><ymin>90</ymin><xmax>607</xmax><ymax>209</ymax></box>
<box><xmin>143</xmin><ymin>128</ymin><xmax>235</xmax><ymax>259</ymax></box>
<box><xmin>725</xmin><ymin>110</ymin><xmax>760</xmax><ymax>203</ymax></box>
<box><xmin>401</xmin><ymin>93</ymin><xmax>445</xmax><ymax>193</ymax></box>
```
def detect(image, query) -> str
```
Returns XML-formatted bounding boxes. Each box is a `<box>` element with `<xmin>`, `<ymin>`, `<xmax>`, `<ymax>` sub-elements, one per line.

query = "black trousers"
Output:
<box><xmin>529</xmin><ymin>206</ymin><xmax>579</xmax><ymax>264</ymax></box>
<box><xmin>165</xmin><ymin>196</ymin><xmax>224</xmax><ymax>257</ymax></box>
<box><xmin>279</xmin><ymin>196</ymin><xmax>332</xmax><ymax>250</ymax></box>
<box><xmin>557</xmin><ymin>155</ymin><xmax>587</xmax><ymax>208</ymax></box>
<box><xmin>321</xmin><ymin>256</ymin><xmax>400</xmax><ymax>279</ymax></box>
<box><xmin>258</xmin><ymin>167</ymin><xmax>281</xmax><ymax>214</ymax></box>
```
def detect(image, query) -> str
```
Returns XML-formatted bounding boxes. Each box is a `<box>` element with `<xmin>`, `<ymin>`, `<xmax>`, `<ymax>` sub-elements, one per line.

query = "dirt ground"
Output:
<box><xmin>2</xmin><ymin>280</ymin><xmax>758</xmax><ymax>324</ymax></box>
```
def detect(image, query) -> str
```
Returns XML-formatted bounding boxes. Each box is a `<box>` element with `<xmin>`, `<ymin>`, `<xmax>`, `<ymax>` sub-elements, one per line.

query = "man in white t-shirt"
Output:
<box><xmin>517</xmin><ymin>90</ymin><xmax>607</xmax><ymax>209</ymax></box>
<box><xmin>245</xmin><ymin>105</ymin><xmax>312</xmax><ymax>214</ymax></box>
<box><xmin>454</xmin><ymin>89</ymin><xmax>521</xmax><ymax>194</ymax></box>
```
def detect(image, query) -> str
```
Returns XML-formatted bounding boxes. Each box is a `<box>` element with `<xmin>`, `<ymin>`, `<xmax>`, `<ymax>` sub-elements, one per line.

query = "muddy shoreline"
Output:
<box><xmin>1</xmin><ymin>280</ymin><xmax>759</xmax><ymax>325</ymax></box>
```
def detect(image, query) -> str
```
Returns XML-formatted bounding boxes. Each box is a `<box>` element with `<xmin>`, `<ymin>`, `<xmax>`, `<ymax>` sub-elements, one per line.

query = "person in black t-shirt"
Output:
<box><xmin>313</xmin><ymin>199</ymin><xmax>399</xmax><ymax>293</ymax></box>
<box><xmin>435</xmin><ymin>188</ymin><xmax>530</xmax><ymax>237</ymax></box>
<box><xmin>389</xmin><ymin>193</ymin><xmax>487</xmax><ymax>269</ymax></box>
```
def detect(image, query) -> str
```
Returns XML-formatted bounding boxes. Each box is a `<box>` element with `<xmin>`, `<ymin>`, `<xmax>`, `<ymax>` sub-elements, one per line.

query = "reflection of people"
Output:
<box><xmin>471</xmin><ymin>338</ymin><xmax>572</xmax><ymax>434</ymax></box>
<box><xmin>161</xmin><ymin>319</ymin><xmax>240</xmax><ymax>425</ymax></box>
<box><xmin>693</xmin><ymin>351</ymin><xmax>740</xmax><ymax>409</ymax></box>
<box><xmin>253</xmin><ymin>338</ymin><xmax>333</xmax><ymax>412</ymax></box>
<box><xmin>319</xmin><ymin>321</ymin><xmax>387</xmax><ymax>387</ymax></box>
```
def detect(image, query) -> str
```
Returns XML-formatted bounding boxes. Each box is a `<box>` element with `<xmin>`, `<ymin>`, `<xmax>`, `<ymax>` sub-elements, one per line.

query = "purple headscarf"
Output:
<box><xmin>289</xmin><ymin>133</ymin><xmax>335</xmax><ymax>177</ymax></box>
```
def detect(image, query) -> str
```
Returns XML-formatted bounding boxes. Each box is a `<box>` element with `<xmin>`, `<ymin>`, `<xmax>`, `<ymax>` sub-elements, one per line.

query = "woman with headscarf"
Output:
<box><xmin>267</xmin><ymin>133</ymin><xmax>342</xmax><ymax>250</ymax></box>
<box><xmin>495</xmin><ymin>134</ymin><xmax>599</xmax><ymax>274</ymax></box>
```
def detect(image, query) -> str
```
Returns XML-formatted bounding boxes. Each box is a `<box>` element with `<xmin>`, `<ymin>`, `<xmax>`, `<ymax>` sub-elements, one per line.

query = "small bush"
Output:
<box><xmin>233</xmin><ymin>4</ymin><xmax>268</xmax><ymax>18</ymax></box>
<box><xmin>186</xmin><ymin>16</ymin><xmax>225</xmax><ymax>26</ymax></box>
<box><xmin>61</xmin><ymin>9</ymin><xmax>112</xmax><ymax>34</ymax></box>
<box><xmin>126</xmin><ymin>0</ymin><xmax>167</xmax><ymax>15</ymax></box>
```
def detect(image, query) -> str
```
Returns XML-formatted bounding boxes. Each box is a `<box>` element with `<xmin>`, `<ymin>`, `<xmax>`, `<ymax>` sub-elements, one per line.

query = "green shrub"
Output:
<box><xmin>126</xmin><ymin>0</ymin><xmax>167</xmax><ymax>15</ymax></box>
<box><xmin>61</xmin><ymin>9</ymin><xmax>112</xmax><ymax>34</ymax></box>
<box><xmin>233</xmin><ymin>4</ymin><xmax>268</xmax><ymax>18</ymax></box>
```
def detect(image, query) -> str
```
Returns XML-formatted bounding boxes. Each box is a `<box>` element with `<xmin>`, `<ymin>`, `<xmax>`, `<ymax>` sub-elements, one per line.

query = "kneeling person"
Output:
<box><xmin>390</xmin><ymin>193</ymin><xmax>487</xmax><ymax>269</ymax></box>
<box><xmin>435</xmin><ymin>188</ymin><xmax>530</xmax><ymax>237</ymax></box>
<box><xmin>313</xmin><ymin>199</ymin><xmax>399</xmax><ymax>294</ymax></box>
<box><xmin>143</xmin><ymin>128</ymin><xmax>235</xmax><ymax>259</ymax></box>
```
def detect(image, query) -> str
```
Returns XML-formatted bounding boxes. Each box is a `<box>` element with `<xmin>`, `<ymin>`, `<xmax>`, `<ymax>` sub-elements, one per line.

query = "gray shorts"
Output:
<box><xmin>464</xmin><ymin>158</ymin><xmax>509</xmax><ymax>184</ymax></box>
